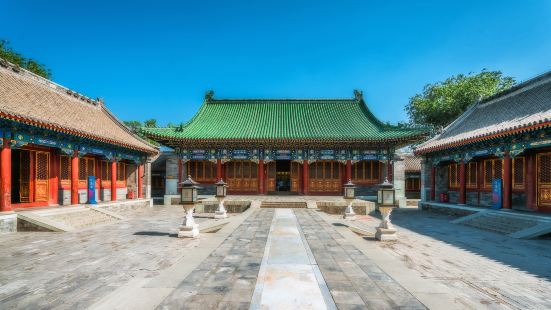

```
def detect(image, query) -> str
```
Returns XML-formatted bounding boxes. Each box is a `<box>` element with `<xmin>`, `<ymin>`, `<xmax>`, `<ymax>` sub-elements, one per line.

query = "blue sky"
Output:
<box><xmin>2</xmin><ymin>0</ymin><xmax>551</xmax><ymax>126</ymax></box>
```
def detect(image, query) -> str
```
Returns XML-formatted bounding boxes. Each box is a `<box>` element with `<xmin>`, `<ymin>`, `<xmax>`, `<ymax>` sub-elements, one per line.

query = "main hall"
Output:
<box><xmin>142</xmin><ymin>90</ymin><xmax>428</xmax><ymax>201</ymax></box>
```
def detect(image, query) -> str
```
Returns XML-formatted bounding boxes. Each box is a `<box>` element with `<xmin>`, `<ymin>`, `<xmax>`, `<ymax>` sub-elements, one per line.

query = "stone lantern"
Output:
<box><xmin>343</xmin><ymin>179</ymin><xmax>356</xmax><ymax>219</ymax></box>
<box><xmin>178</xmin><ymin>175</ymin><xmax>200</xmax><ymax>238</ymax></box>
<box><xmin>214</xmin><ymin>179</ymin><xmax>228</xmax><ymax>219</ymax></box>
<box><xmin>376</xmin><ymin>178</ymin><xmax>397</xmax><ymax>241</ymax></box>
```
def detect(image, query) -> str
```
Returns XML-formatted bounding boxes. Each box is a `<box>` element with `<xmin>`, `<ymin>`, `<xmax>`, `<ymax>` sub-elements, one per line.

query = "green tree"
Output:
<box><xmin>144</xmin><ymin>119</ymin><xmax>158</xmax><ymax>128</ymax></box>
<box><xmin>124</xmin><ymin>120</ymin><xmax>142</xmax><ymax>131</ymax></box>
<box><xmin>406</xmin><ymin>70</ymin><xmax>515</xmax><ymax>131</ymax></box>
<box><xmin>0</xmin><ymin>40</ymin><xmax>51</xmax><ymax>79</ymax></box>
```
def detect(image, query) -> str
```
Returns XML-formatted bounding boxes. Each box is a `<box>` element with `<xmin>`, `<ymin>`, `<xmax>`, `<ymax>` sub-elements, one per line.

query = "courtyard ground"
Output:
<box><xmin>0</xmin><ymin>204</ymin><xmax>549</xmax><ymax>309</ymax></box>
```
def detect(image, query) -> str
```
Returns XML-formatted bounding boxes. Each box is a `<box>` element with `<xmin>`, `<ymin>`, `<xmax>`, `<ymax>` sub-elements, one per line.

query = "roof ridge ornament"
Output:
<box><xmin>353</xmin><ymin>89</ymin><xmax>363</xmax><ymax>101</ymax></box>
<box><xmin>205</xmin><ymin>90</ymin><xmax>215</xmax><ymax>102</ymax></box>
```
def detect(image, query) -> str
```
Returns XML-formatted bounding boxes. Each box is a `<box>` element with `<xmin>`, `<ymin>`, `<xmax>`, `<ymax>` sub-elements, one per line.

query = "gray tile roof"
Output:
<box><xmin>415</xmin><ymin>71</ymin><xmax>551</xmax><ymax>154</ymax></box>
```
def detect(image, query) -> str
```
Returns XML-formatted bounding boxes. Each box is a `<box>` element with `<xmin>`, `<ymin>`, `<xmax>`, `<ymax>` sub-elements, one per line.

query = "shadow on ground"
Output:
<box><xmin>134</xmin><ymin>231</ymin><xmax>178</xmax><ymax>238</ymax></box>
<box><xmin>390</xmin><ymin>209</ymin><xmax>551</xmax><ymax>281</ymax></box>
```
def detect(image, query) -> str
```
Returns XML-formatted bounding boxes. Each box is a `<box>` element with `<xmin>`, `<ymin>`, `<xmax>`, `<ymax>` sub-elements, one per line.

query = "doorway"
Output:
<box><xmin>11</xmin><ymin>149</ymin><xmax>50</xmax><ymax>204</ymax></box>
<box><xmin>275</xmin><ymin>160</ymin><xmax>291</xmax><ymax>192</ymax></box>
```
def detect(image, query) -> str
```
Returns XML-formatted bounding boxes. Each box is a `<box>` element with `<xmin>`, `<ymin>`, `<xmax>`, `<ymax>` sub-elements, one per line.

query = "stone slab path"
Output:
<box><xmin>250</xmin><ymin>209</ymin><xmax>335</xmax><ymax>309</ymax></box>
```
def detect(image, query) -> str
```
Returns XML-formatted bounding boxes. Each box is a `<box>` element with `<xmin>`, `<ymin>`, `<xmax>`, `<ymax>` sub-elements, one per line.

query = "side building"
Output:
<box><xmin>141</xmin><ymin>91</ymin><xmax>428</xmax><ymax>205</ymax></box>
<box><xmin>415</xmin><ymin>71</ymin><xmax>551</xmax><ymax>212</ymax></box>
<box><xmin>0</xmin><ymin>59</ymin><xmax>158</xmax><ymax>228</ymax></box>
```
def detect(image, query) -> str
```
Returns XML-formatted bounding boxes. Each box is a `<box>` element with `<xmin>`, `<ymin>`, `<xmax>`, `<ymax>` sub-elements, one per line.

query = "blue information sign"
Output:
<box><xmin>87</xmin><ymin>176</ymin><xmax>97</xmax><ymax>204</ymax></box>
<box><xmin>492</xmin><ymin>179</ymin><xmax>502</xmax><ymax>209</ymax></box>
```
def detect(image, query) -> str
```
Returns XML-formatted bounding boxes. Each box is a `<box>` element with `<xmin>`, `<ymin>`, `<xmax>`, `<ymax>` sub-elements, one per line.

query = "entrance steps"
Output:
<box><xmin>452</xmin><ymin>210</ymin><xmax>551</xmax><ymax>238</ymax></box>
<box><xmin>16</xmin><ymin>206</ymin><xmax>124</xmax><ymax>232</ymax></box>
<box><xmin>260</xmin><ymin>201</ymin><xmax>307</xmax><ymax>208</ymax></box>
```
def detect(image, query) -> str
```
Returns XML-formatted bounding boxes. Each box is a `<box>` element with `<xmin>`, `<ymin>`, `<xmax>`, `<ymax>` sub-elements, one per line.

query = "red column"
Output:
<box><xmin>345</xmin><ymin>160</ymin><xmax>352</xmax><ymax>182</ymax></box>
<box><xmin>459</xmin><ymin>160</ymin><xmax>466</xmax><ymax>204</ymax></box>
<box><xmin>177</xmin><ymin>159</ymin><xmax>183</xmax><ymax>194</ymax></box>
<box><xmin>0</xmin><ymin>138</ymin><xmax>12</xmax><ymax>212</ymax></box>
<box><xmin>258</xmin><ymin>160</ymin><xmax>264</xmax><ymax>194</ymax></box>
<box><xmin>138</xmin><ymin>164</ymin><xmax>144</xmax><ymax>199</ymax></box>
<box><xmin>526</xmin><ymin>153</ymin><xmax>536</xmax><ymax>210</ymax></box>
<box><xmin>71</xmin><ymin>150</ymin><xmax>79</xmax><ymax>205</ymax></box>
<box><xmin>111</xmin><ymin>161</ymin><xmax>117</xmax><ymax>201</ymax></box>
<box><xmin>216</xmin><ymin>159</ymin><xmax>222</xmax><ymax>181</ymax></box>
<box><xmin>503</xmin><ymin>152</ymin><xmax>512</xmax><ymax>209</ymax></box>
<box><xmin>302</xmin><ymin>160</ymin><xmax>309</xmax><ymax>195</ymax></box>
<box><xmin>430</xmin><ymin>166</ymin><xmax>436</xmax><ymax>201</ymax></box>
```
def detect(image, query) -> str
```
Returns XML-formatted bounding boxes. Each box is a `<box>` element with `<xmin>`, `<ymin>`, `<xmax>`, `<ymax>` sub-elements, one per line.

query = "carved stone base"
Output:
<box><xmin>343</xmin><ymin>211</ymin><xmax>356</xmax><ymax>220</ymax></box>
<box><xmin>178</xmin><ymin>224</ymin><xmax>199</xmax><ymax>238</ymax></box>
<box><xmin>214</xmin><ymin>210</ymin><xmax>227</xmax><ymax>219</ymax></box>
<box><xmin>375</xmin><ymin>227</ymin><xmax>397</xmax><ymax>241</ymax></box>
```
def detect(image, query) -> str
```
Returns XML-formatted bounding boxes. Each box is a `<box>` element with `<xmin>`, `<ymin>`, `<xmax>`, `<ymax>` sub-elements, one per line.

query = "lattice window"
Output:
<box><xmin>79</xmin><ymin>158</ymin><xmax>87</xmax><ymax>180</ymax></box>
<box><xmin>79</xmin><ymin>158</ymin><xmax>95</xmax><ymax>181</ymax></box>
<box><xmin>448</xmin><ymin>162</ymin><xmax>460</xmax><ymax>188</ymax></box>
<box><xmin>101</xmin><ymin>161</ymin><xmax>111</xmax><ymax>181</ymax></box>
<box><xmin>186</xmin><ymin>161</ymin><xmax>217</xmax><ymax>182</ymax></box>
<box><xmin>117</xmin><ymin>162</ymin><xmax>126</xmax><ymax>181</ymax></box>
<box><xmin>484</xmin><ymin>158</ymin><xmax>503</xmax><ymax>189</ymax></box>
<box><xmin>466</xmin><ymin>162</ymin><xmax>477</xmax><ymax>189</ymax></box>
<box><xmin>310</xmin><ymin>161</ymin><xmax>341</xmax><ymax>180</ymax></box>
<box><xmin>406</xmin><ymin>178</ymin><xmax>420</xmax><ymax>190</ymax></box>
<box><xmin>538</xmin><ymin>153</ymin><xmax>551</xmax><ymax>206</ymax></box>
<box><xmin>352</xmin><ymin>161</ymin><xmax>380</xmax><ymax>183</ymax></box>
<box><xmin>539</xmin><ymin>154</ymin><xmax>551</xmax><ymax>183</ymax></box>
<box><xmin>513</xmin><ymin>157</ymin><xmax>525</xmax><ymax>190</ymax></box>
<box><xmin>60</xmin><ymin>155</ymin><xmax>71</xmax><ymax>181</ymax></box>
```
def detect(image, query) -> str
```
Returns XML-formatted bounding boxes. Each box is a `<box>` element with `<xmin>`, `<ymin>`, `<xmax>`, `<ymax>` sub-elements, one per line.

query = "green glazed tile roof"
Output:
<box><xmin>141</xmin><ymin>93</ymin><xmax>428</xmax><ymax>142</ymax></box>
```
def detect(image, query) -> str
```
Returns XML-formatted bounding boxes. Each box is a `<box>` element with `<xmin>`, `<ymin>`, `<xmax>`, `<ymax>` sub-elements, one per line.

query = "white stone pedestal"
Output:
<box><xmin>376</xmin><ymin>206</ymin><xmax>397</xmax><ymax>241</ymax></box>
<box><xmin>214</xmin><ymin>200</ymin><xmax>227</xmax><ymax>219</ymax></box>
<box><xmin>343</xmin><ymin>201</ymin><xmax>356</xmax><ymax>220</ymax></box>
<box><xmin>178</xmin><ymin>203</ymin><xmax>199</xmax><ymax>238</ymax></box>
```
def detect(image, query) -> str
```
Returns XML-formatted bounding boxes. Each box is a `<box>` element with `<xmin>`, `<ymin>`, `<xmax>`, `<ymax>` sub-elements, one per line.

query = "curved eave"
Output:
<box><xmin>1</xmin><ymin>111</ymin><xmax>158</xmax><ymax>155</ymax></box>
<box><xmin>414</xmin><ymin>120</ymin><xmax>551</xmax><ymax>156</ymax></box>
<box><xmin>142</xmin><ymin>132</ymin><xmax>428</xmax><ymax>145</ymax></box>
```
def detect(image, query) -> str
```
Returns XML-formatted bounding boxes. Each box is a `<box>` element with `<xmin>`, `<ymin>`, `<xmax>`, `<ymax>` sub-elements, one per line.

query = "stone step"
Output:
<box><xmin>260</xmin><ymin>201</ymin><xmax>307</xmax><ymax>208</ymax></box>
<box><xmin>457</xmin><ymin>213</ymin><xmax>539</xmax><ymax>235</ymax></box>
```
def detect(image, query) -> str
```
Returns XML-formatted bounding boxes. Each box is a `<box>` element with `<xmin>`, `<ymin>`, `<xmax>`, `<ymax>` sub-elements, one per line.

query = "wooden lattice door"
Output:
<box><xmin>34</xmin><ymin>151</ymin><xmax>50</xmax><ymax>202</ymax></box>
<box><xmin>19</xmin><ymin>151</ymin><xmax>31</xmax><ymax>203</ymax></box>
<box><xmin>290</xmin><ymin>162</ymin><xmax>301</xmax><ymax>192</ymax></box>
<box><xmin>267</xmin><ymin>162</ymin><xmax>276</xmax><ymax>192</ymax></box>
<box><xmin>537</xmin><ymin>152</ymin><xmax>551</xmax><ymax>207</ymax></box>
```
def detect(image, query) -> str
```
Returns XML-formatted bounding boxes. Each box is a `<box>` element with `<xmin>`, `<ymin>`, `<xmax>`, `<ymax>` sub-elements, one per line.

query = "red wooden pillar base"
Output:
<box><xmin>258</xmin><ymin>160</ymin><xmax>264</xmax><ymax>194</ymax></box>
<box><xmin>302</xmin><ymin>160</ymin><xmax>309</xmax><ymax>195</ymax></box>
<box><xmin>345</xmin><ymin>160</ymin><xmax>352</xmax><ymax>182</ymax></box>
<box><xmin>430</xmin><ymin>165</ymin><xmax>436</xmax><ymax>201</ymax></box>
<box><xmin>111</xmin><ymin>161</ymin><xmax>117</xmax><ymax>201</ymax></box>
<box><xmin>138</xmin><ymin>164</ymin><xmax>144</xmax><ymax>199</ymax></box>
<box><xmin>71</xmin><ymin>151</ymin><xmax>79</xmax><ymax>205</ymax></box>
<box><xmin>503</xmin><ymin>152</ymin><xmax>512</xmax><ymax>209</ymax></box>
<box><xmin>0</xmin><ymin>138</ymin><xmax>12</xmax><ymax>212</ymax></box>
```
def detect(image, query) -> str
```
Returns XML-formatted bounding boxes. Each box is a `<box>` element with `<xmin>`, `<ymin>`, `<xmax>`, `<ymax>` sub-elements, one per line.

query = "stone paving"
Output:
<box><xmin>295</xmin><ymin>209</ymin><xmax>426</xmax><ymax>310</ymax></box>
<box><xmin>1</xmin><ymin>204</ymin><xmax>550</xmax><ymax>309</ymax></box>
<box><xmin>0</xmin><ymin>206</ymin><xmax>199</xmax><ymax>309</ymax></box>
<box><xmin>341</xmin><ymin>209</ymin><xmax>551</xmax><ymax>310</ymax></box>
<box><xmin>158</xmin><ymin>209</ymin><xmax>273</xmax><ymax>309</ymax></box>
